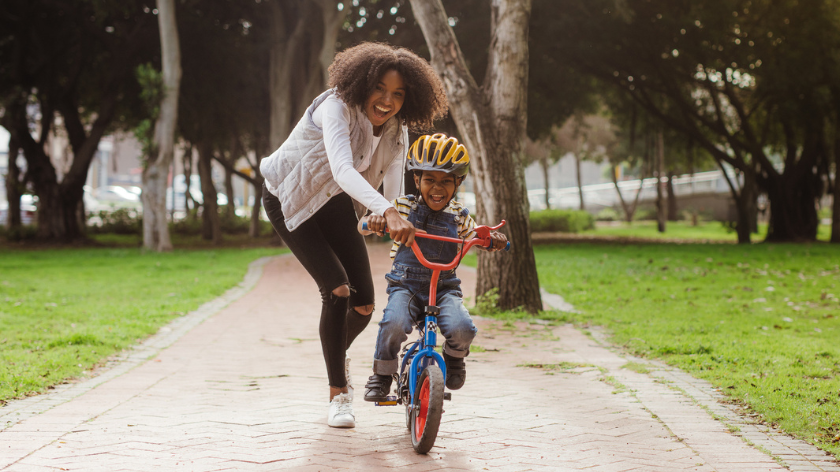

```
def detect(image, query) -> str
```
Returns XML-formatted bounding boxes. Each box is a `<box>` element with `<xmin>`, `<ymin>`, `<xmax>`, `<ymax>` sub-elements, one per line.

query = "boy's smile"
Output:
<box><xmin>414</xmin><ymin>170</ymin><xmax>460</xmax><ymax>211</ymax></box>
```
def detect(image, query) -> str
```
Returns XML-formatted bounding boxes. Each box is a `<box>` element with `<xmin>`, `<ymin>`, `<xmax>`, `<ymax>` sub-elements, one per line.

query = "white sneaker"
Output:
<box><xmin>328</xmin><ymin>392</ymin><xmax>355</xmax><ymax>428</ymax></box>
<box><xmin>345</xmin><ymin>357</ymin><xmax>353</xmax><ymax>400</ymax></box>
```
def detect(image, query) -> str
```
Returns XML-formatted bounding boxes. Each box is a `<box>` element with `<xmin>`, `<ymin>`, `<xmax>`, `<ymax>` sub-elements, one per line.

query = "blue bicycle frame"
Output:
<box><xmin>403</xmin><ymin>314</ymin><xmax>447</xmax><ymax>403</ymax></box>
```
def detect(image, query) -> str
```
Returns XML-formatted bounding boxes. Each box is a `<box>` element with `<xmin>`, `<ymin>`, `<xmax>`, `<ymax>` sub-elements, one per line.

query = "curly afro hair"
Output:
<box><xmin>328</xmin><ymin>42</ymin><xmax>448</xmax><ymax>132</ymax></box>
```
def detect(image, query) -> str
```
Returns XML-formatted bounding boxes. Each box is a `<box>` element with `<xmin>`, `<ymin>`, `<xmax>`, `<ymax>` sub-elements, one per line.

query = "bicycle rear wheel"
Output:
<box><xmin>409</xmin><ymin>364</ymin><xmax>444</xmax><ymax>454</ymax></box>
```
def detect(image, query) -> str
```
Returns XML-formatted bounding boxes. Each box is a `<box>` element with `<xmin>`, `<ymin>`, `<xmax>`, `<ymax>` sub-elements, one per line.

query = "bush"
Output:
<box><xmin>633</xmin><ymin>207</ymin><xmax>658</xmax><ymax>221</ymax></box>
<box><xmin>529</xmin><ymin>209</ymin><xmax>595</xmax><ymax>233</ymax></box>
<box><xmin>0</xmin><ymin>224</ymin><xmax>39</xmax><ymax>241</ymax></box>
<box><xmin>170</xmin><ymin>210</ymin><xmax>203</xmax><ymax>235</ymax></box>
<box><xmin>87</xmin><ymin>208</ymin><xmax>142</xmax><ymax>235</ymax></box>
<box><xmin>169</xmin><ymin>208</ymin><xmax>274</xmax><ymax>236</ymax></box>
<box><xmin>471</xmin><ymin>288</ymin><xmax>501</xmax><ymax>317</ymax></box>
<box><xmin>220</xmin><ymin>209</ymin><xmax>250</xmax><ymax>235</ymax></box>
<box><xmin>595</xmin><ymin>207</ymin><xmax>620</xmax><ymax>222</ymax></box>
<box><xmin>84</xmin><ymin>206</ymin><xmax>274</xmax><ymax>237</ymax></box>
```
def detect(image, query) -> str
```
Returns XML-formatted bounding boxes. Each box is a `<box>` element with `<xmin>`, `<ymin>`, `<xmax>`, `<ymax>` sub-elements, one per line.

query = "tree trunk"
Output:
<box><xmin>717</xmin><ymin>162</ymin><xmax>752</xmax><ymax>244</ymax></box>
<box><xmin>141</xmin><ymin>0</ymin><xmax>180</xmax><ymax>251</ymax></box>
<box><xmin>612</xmin><ymin>164</ymin><xmax>643</xmax><ymax>223</ymax></box>
<box><xmin>32</xmin><ymin>183</ymin><xmax>86</xmax><ymax>241</ymax></box>
<box><xmin>764</xmin><ymin>173</ymin><xmax>819</xmax><ymax>242</ymax></box>
<box><xmin>181</xmin><ymin>143</ymin><xmax>193</xmax><ymax>217</ymax></box>
<box><xmin>575</xmin><ymin>152</ymin><xmax>584</xmax><ymax>211</ymax></box>
<box><xmin>666</xmin><ymin>172</ymin><xmax>678</xmax><ymax>221</ymax></box>
<box><xmin>736</xmin><ymin>175</ymin><xmax>754</xmax><ymax>244</ymax></box>
<box><xmin>655</xmin><ymin>129</ymin><xmax>666</xmax><ymax>233</ymax></box>
<box><xmin>540</xmin><ymin>156</ymin><xmax>550</xmax><ymax>210</ymax></box>
<box><xmin>198</xmin><ymin>144</ymin><xmax>221</xmax><ymax>244</ymax></box>
<box><xmin>250</xmin><ymin>176</ymin><xmax>264</xmax><ymax>238</ymax></box>
<box><xmin>11</xmin><ymin>90</ymin><xmax>113</xmax><ymax>242</ymax></box>
<box><xmin>223</xmin><ymin>163</ymin><xmax>235</xmax><ymax>220</ymax></box>
<box><xmin>745</xmin><ymin>166</ymin><xmax>759</xmax><ymax>234</ymax></box>
<box><xmin>316</xmin><ymin>0</ymin><xmax>349</xmax><ymax>85</ymax></box>
<box><xmin>268</xmin><ymin>1</ymin><xmax>344</xmax><ymax>151</ymax></box>
<box><xmin>410</xmin><ymin>0</ymin><xmax>542</xmax><ymax>313</ymax></box>
<box><xmin>13</xmin><ymin>105</ymin><xmax>84</xmax><ymax>241</ymax></box>
<box><xmin>832</xmin><ymin>127</ymin><xmax>840</xmax><ymax>243</ymax></box>
<box><xmin>735</xmin><ymin>197</ymin><xmax>752</xmax><ymax>243</ymax></box>
<box><xmin>5</xmin><ymin>135</ymin><xmax>22</xmax><ymax>229</ymax></box>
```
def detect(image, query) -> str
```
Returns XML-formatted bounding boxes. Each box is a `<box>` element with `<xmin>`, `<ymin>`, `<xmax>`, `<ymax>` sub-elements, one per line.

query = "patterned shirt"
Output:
<box><xmin>389</xmin><ymin>195</ymin><xmax>477</xmax><ymax>260</ymax></box>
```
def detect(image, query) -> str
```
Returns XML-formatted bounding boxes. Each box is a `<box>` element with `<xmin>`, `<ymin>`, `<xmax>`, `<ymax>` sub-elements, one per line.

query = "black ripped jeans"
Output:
<box><xmin>263</xmin><ymin>184</ymin><xmax>374</xmax><ymax>388</ymax></box>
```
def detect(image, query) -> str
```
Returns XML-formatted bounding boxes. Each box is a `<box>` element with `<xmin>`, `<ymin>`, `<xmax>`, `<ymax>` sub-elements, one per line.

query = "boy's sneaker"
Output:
<box><xmin>345</xmin><ymin>357</ymin><xmax>353</xmax><ymax>400</ymax></box>
<box><xmin>443</xmin><ymin>352</ymin><xmax>466</xmax><ymax>390</ymax></box>
<box><xmin>363</xmin><ymin>374</ymin><xmax>393</xmax><ymax>402</ymax></box>
<box><xmin>327</xmin><ymin>392</ymin><xmax>355</xmax><ymax>428</ymax></box>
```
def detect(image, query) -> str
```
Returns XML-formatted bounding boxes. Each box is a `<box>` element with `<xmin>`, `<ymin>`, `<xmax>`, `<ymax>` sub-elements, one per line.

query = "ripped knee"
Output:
<box><xmin>331</xmin><ymin>284</ymin><xmax>351</xmax><ymax>298</ymax></box>
<box><xmin>354</xmin><ymin>304</ymin><xmax>374</xmax><ymax>316</ymax></box>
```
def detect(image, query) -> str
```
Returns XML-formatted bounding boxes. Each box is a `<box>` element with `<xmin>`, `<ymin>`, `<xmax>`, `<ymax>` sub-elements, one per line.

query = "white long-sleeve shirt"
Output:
<box><xmin>260</xmin><ymin>89</ymin><xmax>407</xmax><ymax>231</ymax></box>
<box><xmin>312</xmin><ymin>94</ymin><xmax>403</xmax><ymax>217</ymax></box>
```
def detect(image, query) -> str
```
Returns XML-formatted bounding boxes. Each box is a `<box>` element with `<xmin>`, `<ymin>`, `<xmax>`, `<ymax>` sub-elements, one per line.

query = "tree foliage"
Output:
<box><xmin>538</xmin><ymin>0</ymin><xmax>840</xmax><ymax>242</ymax></box>
<box><xmin>0</xmin><ymin>0</ymin><xmax>159</xmax><ymax>241</ymax></box>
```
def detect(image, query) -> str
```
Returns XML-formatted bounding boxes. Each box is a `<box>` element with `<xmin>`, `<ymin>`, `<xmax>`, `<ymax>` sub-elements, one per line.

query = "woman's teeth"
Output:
<box><xmin>375</xmin><ymin>105</ymin><xmax>390</xmax><ymax>115</ymax></box>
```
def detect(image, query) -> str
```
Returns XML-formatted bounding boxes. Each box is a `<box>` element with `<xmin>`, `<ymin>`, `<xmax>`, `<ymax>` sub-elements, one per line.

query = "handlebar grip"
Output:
<box><xmin>487</xmin><ymin>239</ymin><xmax>512</xmax><ymax>251</ymax></box>
<box><xmin>362</xmin><ymin>222</ymin><xmax>387</xmax><ymax>232</ymax></box>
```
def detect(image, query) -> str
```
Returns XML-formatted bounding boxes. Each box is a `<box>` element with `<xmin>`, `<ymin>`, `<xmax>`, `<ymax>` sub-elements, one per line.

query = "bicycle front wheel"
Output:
<box><xmin>409</xmin><ymin>364</ymin><xmax>444</xmax><ymax>454</ymax></box>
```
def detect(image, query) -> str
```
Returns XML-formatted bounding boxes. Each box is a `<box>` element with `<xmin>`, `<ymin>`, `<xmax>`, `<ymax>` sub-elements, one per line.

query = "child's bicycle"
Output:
<box><xmin>363</xmin><ymin>220</ymin><xmax>510</xmax><ymax>454</ymax></box>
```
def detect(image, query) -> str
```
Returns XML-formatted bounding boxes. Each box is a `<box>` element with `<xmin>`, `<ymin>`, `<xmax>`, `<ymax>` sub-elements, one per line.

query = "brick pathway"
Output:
<box><xmin>2</xmin><ymin>242</ymin><xmax>838</xmax><ymax>471</ymax></box>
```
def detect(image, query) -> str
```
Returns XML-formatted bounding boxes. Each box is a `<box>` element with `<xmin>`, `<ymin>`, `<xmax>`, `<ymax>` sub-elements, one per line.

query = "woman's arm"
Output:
<box><xmin>319</xmin><ymin>98</ymin><xmax>416</xmax><ymax>246</ymax></box>
<box><xmin>320</xmin><ymin>98</ymin><xmax>394</xmax><ymax>217</ymax></box>
<box><xmin>382</xmin><ymin>155</ymin><xmax>404</xmax><ymax>203</ymax></box>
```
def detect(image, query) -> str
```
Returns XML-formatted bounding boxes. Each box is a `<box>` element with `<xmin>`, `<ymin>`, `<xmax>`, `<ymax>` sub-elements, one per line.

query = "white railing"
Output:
<box><xmin>525</xmin><ymin>170</ymin><xmax>732</xmax><ymax>211</ymax></box>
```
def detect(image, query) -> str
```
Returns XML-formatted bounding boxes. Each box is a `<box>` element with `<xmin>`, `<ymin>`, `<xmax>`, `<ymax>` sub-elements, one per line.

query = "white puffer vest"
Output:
<box><xmin>260</xmin><ymin>89</ymin><xmax>408</xmax><ymax>231</ymax></box>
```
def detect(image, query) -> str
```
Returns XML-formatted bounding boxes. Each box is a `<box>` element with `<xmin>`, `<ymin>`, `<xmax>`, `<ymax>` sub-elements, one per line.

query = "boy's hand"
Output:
<box><xmin>488</xmin><ymin>231</ymin><xmax>508</xmax><ymax>252</ymax></box>
<box><xmin>359</xmin><ymin>214</ymin><xmax>388</xmax><ymax>236</ymax></box>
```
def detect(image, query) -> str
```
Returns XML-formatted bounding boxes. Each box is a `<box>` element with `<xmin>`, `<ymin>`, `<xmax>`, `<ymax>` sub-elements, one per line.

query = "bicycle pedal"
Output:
<box><xmin>443</xmin><ymin>392</ymin><xmax>451</xmax><ymax>401</ymax></box>
<box><xmin>375</xmin><ymin>395</ymin><xmax>399</xmax><ymax>406</ymax></box>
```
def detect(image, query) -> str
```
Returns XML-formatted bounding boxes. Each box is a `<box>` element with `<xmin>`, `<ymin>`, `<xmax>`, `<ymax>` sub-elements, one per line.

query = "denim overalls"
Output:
<box><xmin>372</xmin><ymin>196</ymin><xmax>478</xmax><ymax>376</ymax></box>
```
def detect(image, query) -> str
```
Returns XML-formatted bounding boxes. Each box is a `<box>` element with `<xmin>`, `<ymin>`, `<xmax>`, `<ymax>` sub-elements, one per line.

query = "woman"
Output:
<box><xmin>260</xmin><ymin>42</ymin><xmax>448</xmax><ymax>428</ymax></box>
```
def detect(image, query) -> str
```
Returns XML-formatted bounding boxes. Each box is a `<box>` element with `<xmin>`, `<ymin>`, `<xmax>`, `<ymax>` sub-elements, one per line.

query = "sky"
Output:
<box><xmin>0</xmin><ymin>127</ymin><xmax>8</xmax><ymax>152</ymax></box>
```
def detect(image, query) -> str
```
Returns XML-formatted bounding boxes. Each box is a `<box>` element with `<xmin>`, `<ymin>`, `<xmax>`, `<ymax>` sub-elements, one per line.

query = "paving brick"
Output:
<box><xmin>2</xmin><ymin>246</ymin><xmax>838</xmax><ymax>472</ymax></box>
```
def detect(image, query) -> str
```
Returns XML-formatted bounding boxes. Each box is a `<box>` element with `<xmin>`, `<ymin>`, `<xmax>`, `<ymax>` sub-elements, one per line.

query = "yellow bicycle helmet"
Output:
<box><xmin>406</xmin><ymin>133</ymin><xmax>470</xmax><ymax>177</ymax></box>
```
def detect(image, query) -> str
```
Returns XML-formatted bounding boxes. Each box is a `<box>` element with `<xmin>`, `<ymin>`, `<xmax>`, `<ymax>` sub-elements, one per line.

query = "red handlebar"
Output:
<box><xmin>408</xmin><ymin>220</ymin><xmax>507</xmax><ymax>272</ymax></box>
<box><xmin>363</xmin><ymin>220</ymin><xmax>508</xmax><ymax>304</ymax></box>
<box><xmin>412</xmin><ymin>220</ymin><xmax>506</xmax><ymax>303</ymax></box>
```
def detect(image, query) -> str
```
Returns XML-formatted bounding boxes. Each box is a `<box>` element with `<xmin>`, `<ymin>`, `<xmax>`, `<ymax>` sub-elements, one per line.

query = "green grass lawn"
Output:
<box><xmin>584</xmin><ymin>220</ymin><xmax>832</xmax><ymax>242</ymax></box>
<box><xmin>87</xmin><ymin>232</ymin><xmax>281</xmax><ymax>248</ymax></box>
<box><xmin>530</xmin><ymin>242</ymin><xmax>840</xmax><ymax>456</ymax></box>
<box><xmin>0</xmin><ymin>246</ymin><xmax>286</xmax><ymax>403</ymax></box>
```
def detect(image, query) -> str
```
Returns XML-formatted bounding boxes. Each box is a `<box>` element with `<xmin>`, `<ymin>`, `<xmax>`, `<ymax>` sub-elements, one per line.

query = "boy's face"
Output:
<box><xmin>414</xmin><ymin>170</ymin><xmax>460</xmax><ymax>211</ymax></box>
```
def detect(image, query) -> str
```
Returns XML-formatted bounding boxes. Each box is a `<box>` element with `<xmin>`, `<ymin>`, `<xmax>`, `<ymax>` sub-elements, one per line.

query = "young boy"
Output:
<box><xmin>358</xmin><ymin>133</ymin><xmax>508</xmax><ymax>402</ymax></box>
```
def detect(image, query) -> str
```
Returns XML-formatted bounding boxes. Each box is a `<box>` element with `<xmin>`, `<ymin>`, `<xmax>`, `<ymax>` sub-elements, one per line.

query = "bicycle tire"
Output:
<box><xmin>410</xmin><ymin>364</ymin><xmax>444</xmax><ymax>454</ymax></box>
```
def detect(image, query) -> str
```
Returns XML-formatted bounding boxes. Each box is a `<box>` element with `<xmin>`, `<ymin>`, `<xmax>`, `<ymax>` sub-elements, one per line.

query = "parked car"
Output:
<box><xmin>86</xmin><ymin>185</ymin><xmax>141</xmax><ymax>210</ymax></box>
<box><xmin>0</xmin><ymin>194</ymin><xmax>37</xmax><ymax>225</ymax></box>
<box><xmin>166</xmin><ymin>175</ymin><xmax>228</xmax><ymax>218</ymax></box>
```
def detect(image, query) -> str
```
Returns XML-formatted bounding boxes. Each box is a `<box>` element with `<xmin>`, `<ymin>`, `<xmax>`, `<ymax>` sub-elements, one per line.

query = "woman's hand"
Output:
<box><xmin>488</xmin><ymin>231</ymin><xmax>508</xmax><ymax>252</ymax></box>
<box><xmin>384</xmin><ymin>207</ymin><xmax>418</xmax><ymax>246</ymax></box>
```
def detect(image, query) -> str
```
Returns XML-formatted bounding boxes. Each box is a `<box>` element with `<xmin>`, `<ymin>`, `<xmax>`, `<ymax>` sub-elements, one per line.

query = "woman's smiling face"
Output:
<box><xmin>414</xmin><ymin>170</ymin><xmax>459</xmax><ymax>211</ymax></box>
<box><xmin>364</xmin><ymin>69</ymin><xmax>405</xmax><ymax>131</ymax></box>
